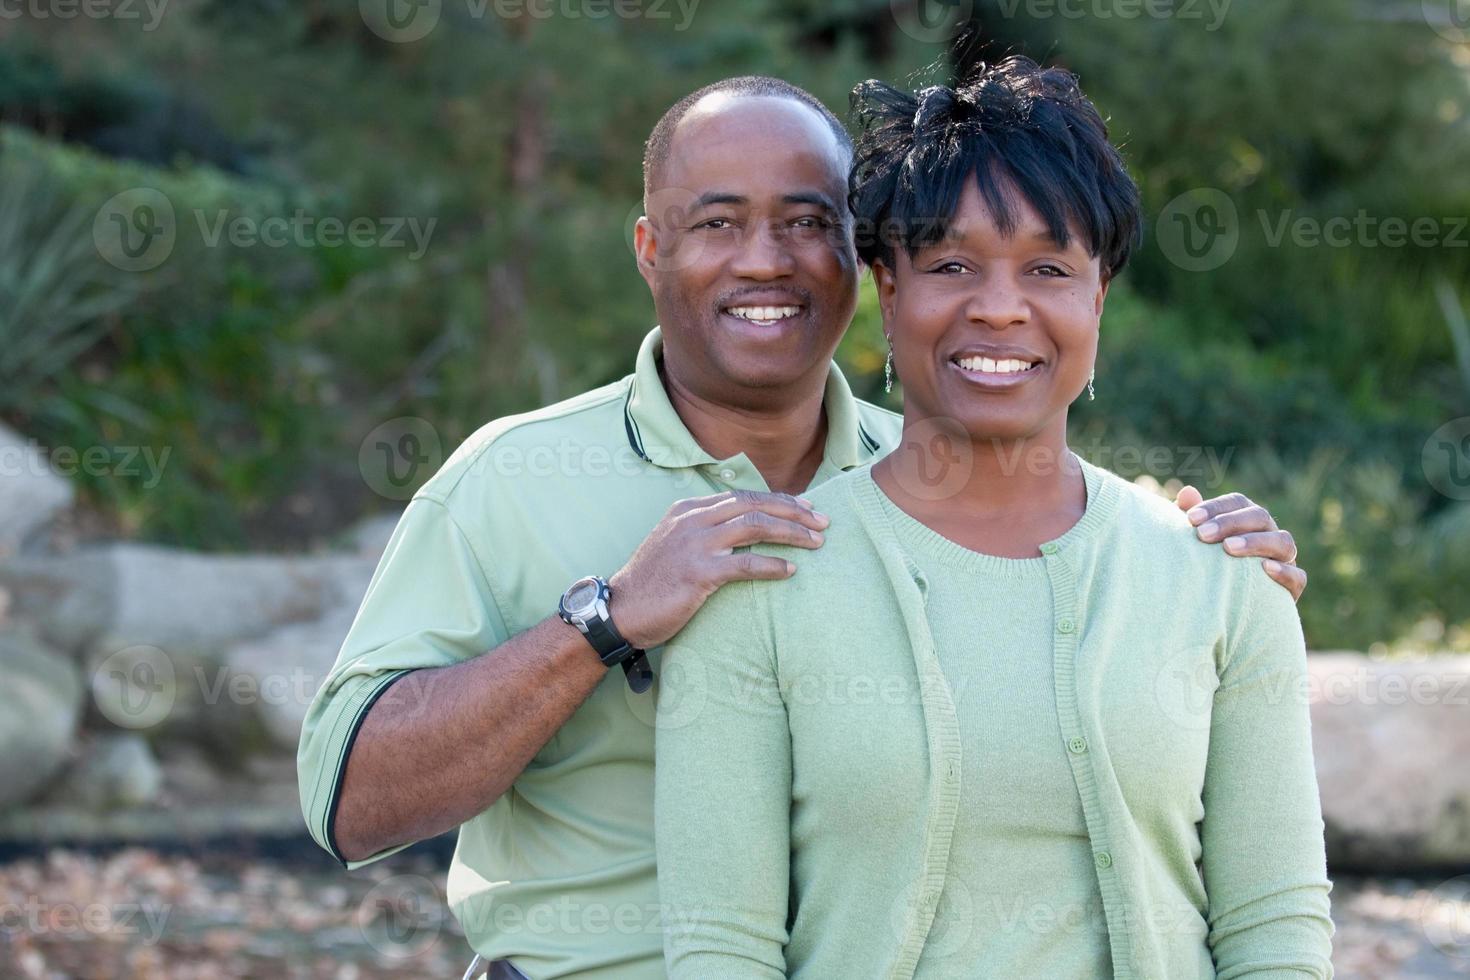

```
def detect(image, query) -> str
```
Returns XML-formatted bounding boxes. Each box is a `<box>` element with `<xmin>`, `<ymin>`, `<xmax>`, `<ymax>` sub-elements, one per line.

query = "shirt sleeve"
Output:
<box><xmin>296</xmin><ymin>495</ymin><xmax>511</xmax><ymax>868</ymax></box>
<box><xmin>1201</xmin><ymin>559</ymin><xmax>1335</xmax><ymax>978</ymax></box>
<box><xmin>654</xmin><ymin>577</ymin><xmax>792</xmax><ymax>979</ymax></box>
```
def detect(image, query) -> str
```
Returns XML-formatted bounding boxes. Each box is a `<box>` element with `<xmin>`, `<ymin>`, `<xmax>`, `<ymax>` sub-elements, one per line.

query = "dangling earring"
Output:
<box><xmin>1087</xmin><ymin>367</ymin><xmax>1096</xmax><ymax>401</ymax></box>
<box><xmin>883</xmin><ymin>338</ymin><xmax>894</xmax><ymax>394</ymax></box>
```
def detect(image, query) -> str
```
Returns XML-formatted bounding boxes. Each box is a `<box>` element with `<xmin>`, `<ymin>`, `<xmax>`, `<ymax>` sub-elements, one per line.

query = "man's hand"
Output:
<box><xmin>609</xmin><ymin>489</ymin><xmax>829</xmax><ymax>649</ymax></box>
<box><xmin>1175</xmin><ymin>486</ymin><xmax>1306</xmax><ymax>602</ymax></box>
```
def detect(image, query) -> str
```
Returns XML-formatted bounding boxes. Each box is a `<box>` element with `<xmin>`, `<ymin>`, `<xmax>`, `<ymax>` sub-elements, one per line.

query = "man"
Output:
<box><xmin>297</xmin><ymin>76</ymin><xmax>1306</xmax><ymax>980</ymax></box>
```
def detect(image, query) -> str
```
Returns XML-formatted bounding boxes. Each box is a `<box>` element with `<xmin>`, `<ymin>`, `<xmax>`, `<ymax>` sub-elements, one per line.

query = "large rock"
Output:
<box><xmin>0</xmin><ymin>422</ymin><xmax>74</xmax><ymax>558</ymax></box>
<box><xmin>1310</xmin><ymin>652</ymin><xmax>1470</xmax><ymax>871</ymax></box>
<box><xmin>41</xmin><ymin>733</ymin><xmax>163</xmax><ymax>810</ymax></box>
<box><xmin>225</xmin><ymin>604</ymin><xmax>358</xmax><ymax>752</ymax></box>
<box><xmin>0</xmin><ymin>544</ymin><xmax>375</xmax><ymax>659</ymax></box>
<box><xmin>0</xmin><ymin>630</ymin><xmax>83</xmax><ymax>808</ymax></box>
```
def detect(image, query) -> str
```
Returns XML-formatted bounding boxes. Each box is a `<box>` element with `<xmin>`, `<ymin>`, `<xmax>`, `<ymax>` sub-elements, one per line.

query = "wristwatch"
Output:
<box><xmin>558</xmin><ymin>575</ymin><xmax>654</xmax><ymax>693</ymax></box>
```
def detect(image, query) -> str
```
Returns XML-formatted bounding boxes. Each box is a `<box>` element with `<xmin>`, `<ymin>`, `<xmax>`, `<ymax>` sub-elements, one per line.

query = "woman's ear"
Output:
<box><xmin>871</xmin><ymin>259</ymin><xmax>898</xmax><ymax>327</ymax></box>
<box><xmin>1094</xmin><ymin>274</ymin><xmax>1111</xmax><ymax>320</ymax></box>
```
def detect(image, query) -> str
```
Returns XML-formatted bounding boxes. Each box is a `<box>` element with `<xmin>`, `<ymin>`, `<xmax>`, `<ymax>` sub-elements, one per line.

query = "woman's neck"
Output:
<box><xmin>872</xmin><ymin>419</ymin><xmax>1086</xmax><ymax>558</ymax></box>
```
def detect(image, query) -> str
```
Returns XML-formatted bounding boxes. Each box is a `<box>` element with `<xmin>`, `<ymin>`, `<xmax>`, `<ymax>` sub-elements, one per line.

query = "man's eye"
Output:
<box><xmin>792</xmin><ymin>216</ymin><xmax>830</xmax><ymax>229</ymax></box>
<box><xmin>696</xmin><ymin>218</ymin><xmax>734</xmax><ymax>230</ymax></box>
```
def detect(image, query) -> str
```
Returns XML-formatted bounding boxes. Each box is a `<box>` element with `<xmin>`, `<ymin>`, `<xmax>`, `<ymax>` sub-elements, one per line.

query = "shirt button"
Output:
<box><xmin>1094</xmin><ymin>851</ymin><xmax>1113</xmax><ymax>870</ymax></box>
<box><xmin>1068</xmin><ymin>736</ymin><xmax>1089</xmax><ymax>755</ymax></box>
<box><xmin>1057</xmin><ymin>618</ymin><xmax>1076</xmax><ymax>634</ymax></box>
<box><xmin>719</xmin><ymin>468</ymin><xmax>736</xmax><ymax>481</ymax></box>
<box><xmin>1040</xmin><ymin>542</ymin><xmax>1059</xmax><ymax>555</ymax></box>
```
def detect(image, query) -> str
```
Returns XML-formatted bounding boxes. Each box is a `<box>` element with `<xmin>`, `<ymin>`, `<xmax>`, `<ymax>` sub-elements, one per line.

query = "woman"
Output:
<box><xmin>653</xmin><ymin>57</ymin><xmax>1332</xmax><ymax>979</ymax></box>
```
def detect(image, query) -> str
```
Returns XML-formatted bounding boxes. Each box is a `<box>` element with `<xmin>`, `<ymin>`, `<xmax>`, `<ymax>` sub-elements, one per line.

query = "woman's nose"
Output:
<box><xmin>963</xmin><ymin>279</ymin><xmax>1030</xmax><ymax>330</ymax></box>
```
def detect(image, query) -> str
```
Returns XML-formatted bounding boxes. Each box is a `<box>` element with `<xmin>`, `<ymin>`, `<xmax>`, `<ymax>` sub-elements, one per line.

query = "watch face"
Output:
<box><xmin>565</xmin><ymin>578</ymin><xmax>601</xmax><ymax>617</ymax></box>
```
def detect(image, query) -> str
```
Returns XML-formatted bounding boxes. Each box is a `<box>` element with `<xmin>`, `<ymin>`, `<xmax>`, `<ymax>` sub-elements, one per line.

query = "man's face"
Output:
<box><xmin>635</xmin><ymin>94</ymin><xmax>858</xmax><ymax>405</ymax></box>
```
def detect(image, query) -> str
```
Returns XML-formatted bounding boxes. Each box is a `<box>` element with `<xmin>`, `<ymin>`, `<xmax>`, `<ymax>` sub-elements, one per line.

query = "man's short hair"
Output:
<box><xmin>643</xmin><ymin>76</ymin><xmax>854</xmax><ymax>210</ymax></box>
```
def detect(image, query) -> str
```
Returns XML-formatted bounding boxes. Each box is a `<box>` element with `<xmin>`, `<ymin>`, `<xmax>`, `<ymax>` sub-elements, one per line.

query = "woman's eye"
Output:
<box><xmin>932</xmin><ymin>261</ymin><xmax>969</xmax><ymax>275</ymax></box>
<box><xmin>1033</xmin><ymin>264</ymin><xmax>1070</xmax><ymax>277</ymax></box>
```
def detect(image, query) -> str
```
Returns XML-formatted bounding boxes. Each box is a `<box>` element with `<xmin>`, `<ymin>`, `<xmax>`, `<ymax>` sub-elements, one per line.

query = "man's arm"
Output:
<box><xmin>1175</xmin><ymin>486</ymin><xmax>1308</xmax><ymax>602</ymax></box>
<box><xmin>319</xmin><ymin>488</ymin><xmax>830</xmax><ymax>864</ymax></box>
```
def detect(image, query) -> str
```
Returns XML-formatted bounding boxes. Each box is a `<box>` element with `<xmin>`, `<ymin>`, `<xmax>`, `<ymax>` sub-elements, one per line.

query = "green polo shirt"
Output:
<box><xmin>297</xmin><ymin>325</ymin><xmax>901</xmax><ymax>979</ymax></box>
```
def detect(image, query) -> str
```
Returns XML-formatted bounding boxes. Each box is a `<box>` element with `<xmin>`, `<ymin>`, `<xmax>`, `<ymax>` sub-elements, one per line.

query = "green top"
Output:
<box><xmin>295</xmin><ymin>326</ymin><xmax>902</xmax><ymax>978</ymax></box>
<box><xmin>871</xmin><ymin>483</ymin><xmax>1112</xmax><ymax>977</ymax></box>
<box><xmin>654</xmin><ymin>456</ymin><xmax>1334</xmax><ymax>980</ymax></box>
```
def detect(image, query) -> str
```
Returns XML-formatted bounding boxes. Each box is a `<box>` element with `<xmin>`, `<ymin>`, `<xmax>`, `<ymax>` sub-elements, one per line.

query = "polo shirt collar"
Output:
<box><xmin>623</xmin><ymin>326</ymin><xmax>876</xmax><ymax>472</ymax></box>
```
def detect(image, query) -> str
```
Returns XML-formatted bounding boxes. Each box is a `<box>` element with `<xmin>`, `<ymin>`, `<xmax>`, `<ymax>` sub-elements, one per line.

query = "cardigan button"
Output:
<box><xmin>1040</xmin><ymin>542</ymin><xmax>1059</xmax><ymax>555</ymax></box>
<box><xmin>1094</xmin><ymin>850</ymin><xmax>1113</xmax><ymax>871</ymax></box>
<box><xmin>1068</xmin><ymin>736</ymin><xmax>1089</xmax><ymax>755</ymax></box>
<box><xmin>1057</xmin><ymin>618</ymin><xmax>1076</xmax><ymax>634</ymax></box>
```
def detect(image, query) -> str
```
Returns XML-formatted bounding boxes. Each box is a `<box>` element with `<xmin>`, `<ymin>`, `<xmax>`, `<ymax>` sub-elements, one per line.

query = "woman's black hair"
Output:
<box><xmin>848</xmin><ymin>56</ymin><xmax>1141</xmax><ymax>280</ymax></box>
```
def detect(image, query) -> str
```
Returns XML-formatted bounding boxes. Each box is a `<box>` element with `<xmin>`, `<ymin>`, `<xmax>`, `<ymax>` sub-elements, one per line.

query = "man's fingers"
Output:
<box><xmin>1192</xmin><ymin>504</ymin><xmax>1279</xmax><ymax>542</ymax></box>
<box><xmin>1184</xmin><ymin>491</ymin><xmax>1253</xmax><ymax>526</ymax></box>
<box><xmin>1261</xmin><ymin>559</ymin><xmax>1307</xmax><ymax>603</ymax></box>
<box><xmin>693</xmin><ymin>490</ymin><xmax>828</xmax><ymax>532</ymax></box>
<box><xmin>1174</xmin><ymin>484</ymin><xmax>1203</xmax><ymax>512</ymax></box>
<box><xmin>714</xmin><ymin>510</ymin><xmax>825</xmax><ymax>550</ymax></box>
<box><xmin>1215</xmin><ymin>528</ymin><xmax>1297</xmax><ymax>562</ymax></box>
<box><xmin>719</xmin><ymin>551</ymin><xmax>798</xmax><ymax>582</ymax></box>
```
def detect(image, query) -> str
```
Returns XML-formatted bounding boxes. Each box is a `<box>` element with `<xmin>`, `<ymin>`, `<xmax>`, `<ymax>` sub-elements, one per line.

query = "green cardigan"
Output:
<box><xmin>653</xmin><ymin>456</ymin><xmax>1333</xmax><ymax>979</ymax></box>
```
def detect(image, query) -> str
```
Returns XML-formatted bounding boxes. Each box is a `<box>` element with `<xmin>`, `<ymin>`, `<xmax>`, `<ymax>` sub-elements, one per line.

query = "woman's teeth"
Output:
<box><xmin>955</xmin><ymin>355</ymin><xmax>1037</xmax><ymax>374</ymax></box>
<box><xmin>726</xmin><ymin>305</ymin><xmax>802</xmax><ymax>324</ymax></box>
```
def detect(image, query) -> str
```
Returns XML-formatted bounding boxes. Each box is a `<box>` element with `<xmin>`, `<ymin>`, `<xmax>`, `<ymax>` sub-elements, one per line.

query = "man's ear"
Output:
<box><xmin>633</xmin><ymin>216</ymin><xmax>658</xmax><ymax>291</ymax></box>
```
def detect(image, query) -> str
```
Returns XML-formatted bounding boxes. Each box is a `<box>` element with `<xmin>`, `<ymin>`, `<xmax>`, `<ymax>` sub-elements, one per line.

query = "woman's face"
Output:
<box><xmin>872</xmin><ymin>177</ymin><xmax>1109</xmax><ymax>445</ymax></box>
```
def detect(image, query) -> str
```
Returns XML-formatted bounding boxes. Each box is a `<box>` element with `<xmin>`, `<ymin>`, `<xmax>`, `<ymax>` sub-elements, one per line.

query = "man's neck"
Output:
<box><xmin>659</xmin><ymin>359</ymin><xmax>830</xmax><ymax>496</ymax></box>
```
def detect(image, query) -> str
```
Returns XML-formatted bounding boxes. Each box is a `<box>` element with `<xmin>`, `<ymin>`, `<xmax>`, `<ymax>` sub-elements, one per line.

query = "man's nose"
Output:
<box><xmin>729</xmin><ymin>221</ymin><xmax>797</xmax><ymax>280</ymax></box>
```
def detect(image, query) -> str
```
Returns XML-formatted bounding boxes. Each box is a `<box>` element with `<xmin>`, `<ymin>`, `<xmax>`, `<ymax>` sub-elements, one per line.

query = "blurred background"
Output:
<box><xmin>1</xmin><ymin>0</ymin><xmax>1469</xmax><ymax>976</ymax></box>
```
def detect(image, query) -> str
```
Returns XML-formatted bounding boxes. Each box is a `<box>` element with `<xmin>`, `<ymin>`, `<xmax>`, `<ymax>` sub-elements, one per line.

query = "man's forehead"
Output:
<box><xmin>667</xmin><ymin>93</ymin><xmax>846</xmax><ymax>183</ymax></box>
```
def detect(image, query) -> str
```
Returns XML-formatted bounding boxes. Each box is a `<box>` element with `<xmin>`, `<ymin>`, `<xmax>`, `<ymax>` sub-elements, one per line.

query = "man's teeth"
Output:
<box><xmin>726</xmin><ymin>306</ymin><xmax>802</xmax><ymax>322</ymax></box>
<box><xmin>955</xmin><ymin>355</ymin><xmax>1037</xmax><ymax>374</ymax></box>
